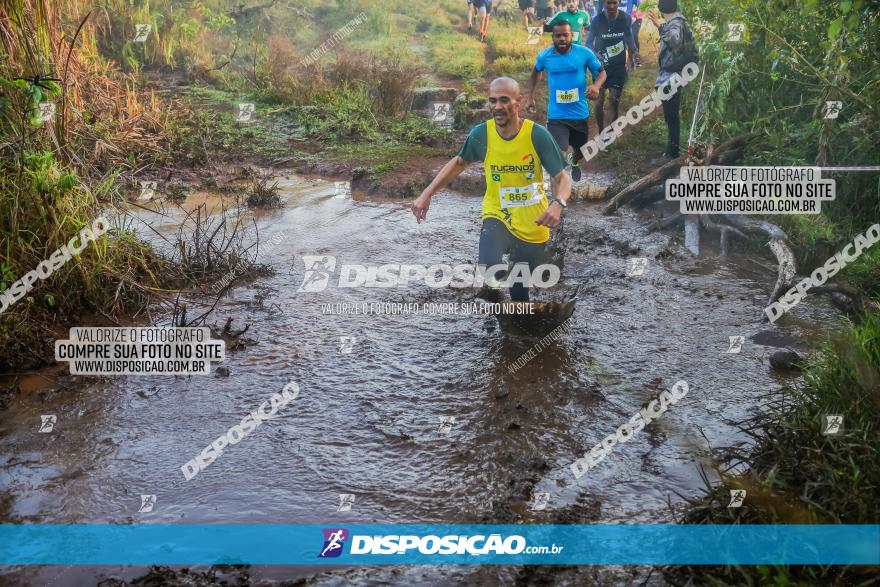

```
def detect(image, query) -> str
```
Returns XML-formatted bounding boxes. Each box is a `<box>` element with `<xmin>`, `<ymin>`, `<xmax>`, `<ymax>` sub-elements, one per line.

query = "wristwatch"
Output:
<box><xmin>551</xmin><ymin>197</ymin><xmax>568</xmax><ymax>209</ymax></box>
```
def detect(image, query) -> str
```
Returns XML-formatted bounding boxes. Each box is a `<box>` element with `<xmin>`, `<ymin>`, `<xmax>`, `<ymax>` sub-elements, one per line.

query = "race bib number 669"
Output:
<box><xmin>556</xmin><ymin>88</ymin><xmax>579</xmax><ymax>103</ymax></box>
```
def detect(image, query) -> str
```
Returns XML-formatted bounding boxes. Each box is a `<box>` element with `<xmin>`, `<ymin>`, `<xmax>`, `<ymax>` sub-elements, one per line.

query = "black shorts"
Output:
<box><xmin>602</xmin><ymin>62</ymin><xmax>627</xmax><ymax>89</ymax></box>
<box><xmin>518</xmin><ymin>0</ymin><xmax>535</xmax><ymax>9</ymax></box>
<box><xmin>547</xmin><ymin>119</ymin><xmax>589</xmax><ymax>151</ymax></box>
<box><xmin>536</xmin><ymin>5</ymin><xmax>554</xmax><ymax>18</ymax></box>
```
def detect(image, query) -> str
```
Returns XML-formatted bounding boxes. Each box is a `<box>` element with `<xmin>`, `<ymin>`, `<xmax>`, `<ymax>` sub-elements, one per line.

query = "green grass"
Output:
<box><xmin>427</xmin><ymin>29</ymin><xmax>487</xmax><ymax>80</ymax></box>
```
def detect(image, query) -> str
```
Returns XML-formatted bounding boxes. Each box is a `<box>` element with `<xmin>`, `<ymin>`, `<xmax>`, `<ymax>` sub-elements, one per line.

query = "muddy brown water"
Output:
<box><xmin>0</xmin><ymin>173</ymin><xmax>835</xmax><ymax>585</ymax></box>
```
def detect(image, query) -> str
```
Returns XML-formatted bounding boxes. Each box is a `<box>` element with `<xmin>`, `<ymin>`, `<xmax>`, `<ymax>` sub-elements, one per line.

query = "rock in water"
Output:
<box><xmin>769</xmin><ymin>349</ymin><xmax>802</xmax><ymax>372</ymax></box>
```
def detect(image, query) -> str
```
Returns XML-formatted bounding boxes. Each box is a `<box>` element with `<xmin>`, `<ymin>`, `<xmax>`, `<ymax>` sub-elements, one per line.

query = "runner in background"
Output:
<box><xmin>629</xmin><ymin>0</ymin><xmax>643</xmax><ymax>66</ymax></box>
<box><xmin>474</xmin><ymin>0</ymin><xmax>493</xmax><ymax>41</ymax></box>
<box><xmin>527</xmin><ymin>20</ymin><xmax>606</xmax><ymax>182</ymax></box>
<box><xmin>519</xmin><ymin>0</ymin><xmax>536</xmax><ymax>27</ymax></box>
<box><xmin>545</xmin><ymin>0</ymin><xmax>591</xmax><ymax>44</ymax></box>
<box><xmin>586</xmin><ymin>0</ymin><xmax>637</xmax><ymax>135</ymax></box>
<box><xmin>467</xmin><ymin>0</ymin><xmax>475</xmax><ymax>30</ymax></box>
<box><xmin>616</xmin><ymin>0</ymin><xmax>641</xmax><ymax>66</ymax></box>
<box><xmin>535</xmin><ymin>0</ymin><xmax>555</xmax><ymax>20</ymax></box>
<box><xmin>648</xmin><ymin>0</ymin><xmax>697</xmax><ymax>157</ymax></box>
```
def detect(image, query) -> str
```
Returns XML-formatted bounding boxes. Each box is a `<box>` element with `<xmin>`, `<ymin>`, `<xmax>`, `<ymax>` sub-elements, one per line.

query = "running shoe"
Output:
<box><xmin>566</xmin><ymin>153</ymin><xmax>582</xmax><ymax>182</ymax></box>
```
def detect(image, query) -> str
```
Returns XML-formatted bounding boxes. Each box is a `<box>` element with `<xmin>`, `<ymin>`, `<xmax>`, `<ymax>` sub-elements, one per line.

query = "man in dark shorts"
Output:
<box><xmin>411</xmin><ymin>78</ymin><xmax>571</xmax><ymax>302</ymax></box>
<box><xmin>473</xmin><ymin>0</ymin><xmax>493</xmax><ymax>41</ymax></box>
<box><xmin>519</xmin><ymin>0</ymin><xmax>536</xmax><ymax>26</ymax></box>
<box><xmin>527</xmin><ymin>20</ymin><xmax>605</xmax><ymax>182</ymax></box>
<box><xmin>535</xmin><ymin>0</ymin><xmax>554</xmax><ymax>20</ymax></box>
<box><xmin>586</xmin><ymin>0</ymin><xmax>637</xmax><ymax>133</ymax></box>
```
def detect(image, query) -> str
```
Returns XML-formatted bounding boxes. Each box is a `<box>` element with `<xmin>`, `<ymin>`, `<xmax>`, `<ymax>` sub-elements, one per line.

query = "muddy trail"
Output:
<box><xmin>0</xmin><ymin>170</ymin><xmax>839</xmax><ymax>586</ymax></box>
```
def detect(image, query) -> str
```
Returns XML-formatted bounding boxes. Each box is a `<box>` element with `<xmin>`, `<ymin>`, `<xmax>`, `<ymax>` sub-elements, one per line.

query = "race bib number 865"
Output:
<box><xmin>500</xmin><ymin>184</ymin><xmax>541</xmax><ymax>208</ymax></box>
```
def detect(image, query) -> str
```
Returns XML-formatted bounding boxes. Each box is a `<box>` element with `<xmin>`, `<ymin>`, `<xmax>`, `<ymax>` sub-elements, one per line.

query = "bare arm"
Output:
<box><xmin>411</xmin><ymin>156</ymin><xmax>470</xmax><ymax>223</ymax></box>
<box><xmin>587</xmin><ymin>68</ymin><xmax>606</xmax><ymax>98</ymax></box>
<box><xmin>527</xmin><ymin>68</ymin><xmax>543</xmax><ymax>112</ymax></box>
<box><xmin>536</xmin><ymin>169</ymin><xmax>573</xmax><ymax>228</ymax></box>
<box><xmin>550</xmin><ymin>168</ymin><xmax>572</xmax><ymax>203</ymax></box>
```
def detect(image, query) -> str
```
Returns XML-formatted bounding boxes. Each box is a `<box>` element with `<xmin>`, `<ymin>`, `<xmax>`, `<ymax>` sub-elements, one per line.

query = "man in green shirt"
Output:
<box><xmin>545</xmin><ymin>0</ymin><xmax>590</xmax><ymax>44</ymax></box>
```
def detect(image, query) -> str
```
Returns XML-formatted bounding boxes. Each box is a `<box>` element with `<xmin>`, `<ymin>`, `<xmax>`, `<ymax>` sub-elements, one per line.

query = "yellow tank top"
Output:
<box><xmin>482</xmin><ymin>118</ymin><xmax>550</xmax><ymax>244</ymax></box>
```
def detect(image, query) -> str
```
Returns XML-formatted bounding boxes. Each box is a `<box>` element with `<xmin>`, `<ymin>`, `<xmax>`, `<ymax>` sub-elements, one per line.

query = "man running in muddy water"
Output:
<box><xmin>411</xmin><ymin>77</ymin><xmax>571</xmax><ymax>303</ymax></box>
<box><xmin>527</xmin><ymin>19</ymin><xmax>605</xmax><ymax>182</ymax></box>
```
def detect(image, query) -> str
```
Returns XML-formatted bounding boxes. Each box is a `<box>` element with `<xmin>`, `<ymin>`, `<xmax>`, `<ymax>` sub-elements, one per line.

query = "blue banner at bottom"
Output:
<box><xmin>0</xmin><ymin>524</ymin><xmax>877</xmax><ymax>565</ymax></box>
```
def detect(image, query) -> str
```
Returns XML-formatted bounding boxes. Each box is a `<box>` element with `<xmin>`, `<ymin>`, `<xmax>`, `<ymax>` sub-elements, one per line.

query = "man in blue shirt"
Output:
<box><xmin>526</xmin><ymin>20</ymin><xmax>605</xmax><ymax>182</ymax></box>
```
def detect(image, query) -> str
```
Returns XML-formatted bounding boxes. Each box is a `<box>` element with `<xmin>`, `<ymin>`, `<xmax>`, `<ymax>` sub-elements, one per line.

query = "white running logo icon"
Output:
<box><xmin>321</xmin><ymin>530</ymin><xmax>345</xmax><ymax>557</ymax></box>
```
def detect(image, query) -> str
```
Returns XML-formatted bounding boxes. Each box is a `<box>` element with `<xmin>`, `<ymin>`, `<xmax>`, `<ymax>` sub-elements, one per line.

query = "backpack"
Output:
<box><xmin>660</xmin><ymin>17</ymin><xmax>699</xmax><ymax>73</ymax></box>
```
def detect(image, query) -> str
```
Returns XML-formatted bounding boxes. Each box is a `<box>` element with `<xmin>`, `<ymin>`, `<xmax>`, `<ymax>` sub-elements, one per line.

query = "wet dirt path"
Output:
<box><xmin>0</xmin><ymin>173</ymin><xmax>834</xmax><ymax>586</ymax></box>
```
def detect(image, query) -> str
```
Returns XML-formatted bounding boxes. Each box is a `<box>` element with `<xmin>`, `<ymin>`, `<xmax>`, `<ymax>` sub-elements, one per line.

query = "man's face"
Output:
<box><xmin>567</xmin><ymin>0</ymin><xmax>578</xmax><ymax>12</ymax></box>
<box><xmin>606</xmin><ymin>0</ymin><xmax>619</xmax><ymax>16</ymax></box>
<box><xmin>552</xmin><ymin>25</ymin><xmax>573</xmax><ymax>51</ymax></box>
<box><xmin>488</xmin><ymin>85</ymin><xmax>521</xmax><ymax>126</ymax></box>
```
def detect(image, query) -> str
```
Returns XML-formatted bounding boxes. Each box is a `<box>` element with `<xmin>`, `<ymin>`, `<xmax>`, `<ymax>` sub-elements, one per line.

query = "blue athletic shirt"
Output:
<box><xmin>534</xmin><ymin>44</ymin><xmax>604</xmax><ymax>120</ymax></box>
